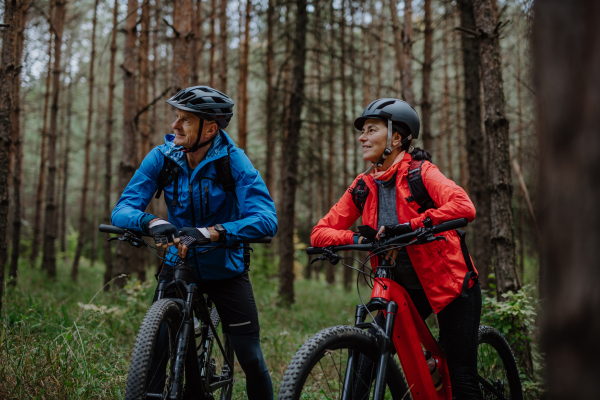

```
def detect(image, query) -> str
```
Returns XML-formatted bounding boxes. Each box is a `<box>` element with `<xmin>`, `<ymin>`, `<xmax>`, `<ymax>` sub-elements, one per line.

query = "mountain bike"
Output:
<box><xmin>277</xmin><ymin>218</ymin><xmax>522</xmax><ymax>400</ymax></box>
<box><xmin>99</xmin><ymin>224</ymin><xmax>271</xmax><ymax>400</ymax></box>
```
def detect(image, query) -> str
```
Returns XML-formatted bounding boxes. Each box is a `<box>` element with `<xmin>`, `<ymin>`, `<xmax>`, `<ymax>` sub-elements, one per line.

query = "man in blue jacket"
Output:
<box><xmin>112</xmin><ymin>86</ymin><xmax>277</xmax><ymax>399</ymax></box>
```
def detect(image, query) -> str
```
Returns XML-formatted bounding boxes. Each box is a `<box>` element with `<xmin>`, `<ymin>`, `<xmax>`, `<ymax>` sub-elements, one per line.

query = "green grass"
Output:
<box><xmin>0</xmin><ymin>256</ymin><xmax>360</xmax><ymax>399</ymax></box>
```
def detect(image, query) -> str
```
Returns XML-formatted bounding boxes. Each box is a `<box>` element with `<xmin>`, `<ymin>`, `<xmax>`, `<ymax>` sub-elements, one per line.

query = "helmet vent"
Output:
<box><xmin>366</xmin><ymin>100</ymin><xmax>378</xmax><ymax>111</ymax></box>
<box><xmin>200</xmin><ymin>87</ymin><xmax>213</xmax><ymax>92</ymax></box>
<box><xmin>212</xmin><ymin>97</ymin><xmax>226</xmax><ymax>104</ymax></box>
<box><xmin>376</xmin><ymin>100</ymin><xmax>395</xmax><ymax>110</ymax></box>
<box><xmin>189</xmin><ymin>97</ymin><xmax>206</xmax><ymax>105</ymax></box>
<box><xmin>172</xmin><ymin>90</ymin><xmax>185</xmax><ymax>101</ymax></box>
<box><xmin>180</xmin><ymin>92</ymin><xmax>195</xmax><ymax>102</ymax></box>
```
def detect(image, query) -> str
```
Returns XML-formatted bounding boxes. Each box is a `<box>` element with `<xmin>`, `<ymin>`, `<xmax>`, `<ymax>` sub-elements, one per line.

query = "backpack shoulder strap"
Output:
<box><xmin>348</xmin><ymin>176</ymin><xmax>369</xmax><ymax>214</ymax></box>
<box><xmin>406</xmin><ymin>159</ymin><xmax>436</xmax><ymax>213</ymax></box>
<box><xmin>155</xmin><ymin>154</ymin><xmax>180</xmax><ymax>210</ymax></box>
<box><xmin>214</xmin><ymin>146</ymin><xmax>236</xmax><ymax>193</ymax></box>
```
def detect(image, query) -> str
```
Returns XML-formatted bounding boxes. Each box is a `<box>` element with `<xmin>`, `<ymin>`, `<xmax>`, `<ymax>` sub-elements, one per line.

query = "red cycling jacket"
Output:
<box><xmin>311</xmin><ymin>152</ymin><xmax>477</xmax><ymax>313</ymax></box>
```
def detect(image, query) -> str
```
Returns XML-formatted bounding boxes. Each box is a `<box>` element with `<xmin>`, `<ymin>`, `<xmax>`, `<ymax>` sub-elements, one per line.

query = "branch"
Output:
<box><xmin>162</xmin><ymin>18</ymin><xmax>179</xmax><ymax>35</ymax></box>
<box><xmin>134</xmin><ymin>86</ymin><xmax>172</xmax><ymax>123</ymax></box>
<box><xmin>454</xmin><ymin>26</ymin><xmax>477</xmax><ymax>36</ymax></box>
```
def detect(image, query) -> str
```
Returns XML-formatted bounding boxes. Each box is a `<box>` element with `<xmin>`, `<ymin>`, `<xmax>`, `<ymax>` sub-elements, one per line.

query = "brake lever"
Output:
<box><xmin>107</xmin><ymin>232</ymin><xmax>145</xmax><ymax>248</ymax></box>
<box><xmin>321</xmin><ymin>248</ymin><xmax>342</xmax><ymax>265</ymax></box>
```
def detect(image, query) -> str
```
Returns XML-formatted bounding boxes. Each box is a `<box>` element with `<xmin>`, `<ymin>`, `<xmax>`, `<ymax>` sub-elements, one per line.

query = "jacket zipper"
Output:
<box><xmin>189</xmin><ymin>178</ymin><xmax>196</xmax><ymax>224</ymax></box>
<box><xmin>205</xmin><ymin>185</ymin><xmax>209</xmax><ymax>216</ymax></box>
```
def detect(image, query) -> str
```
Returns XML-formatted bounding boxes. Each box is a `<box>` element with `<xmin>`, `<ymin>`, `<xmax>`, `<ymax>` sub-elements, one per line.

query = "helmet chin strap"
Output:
<box><xmin>182</xmin><ymin>119</ymin><xmax>218</xmax><ymax>153</ymax></box>
<box><xmin>362</xmin><ymin>119</ymin><xmax>413</xmax><ymax>175</ymax></box>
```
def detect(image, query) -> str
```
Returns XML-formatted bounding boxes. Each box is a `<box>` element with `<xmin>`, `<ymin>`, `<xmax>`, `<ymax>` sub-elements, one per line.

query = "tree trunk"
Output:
<box><xmin>535</xmin><ymin>1</ymin><xmax>600</xmax><ymax>397</ymax></box>
<box><xmin>362</xmin><ymin>1</ymin><xmax>372</xmax><ymax>108</ymax></box>
<box><xmin>209</xmin><ymin>0</ymin><xmax>216</xmax><ymax>87</ymax></box>
<box><xmin>340</xmin><ymin>0</ymin><xmax>351</xmax><ymax>291</ymax></box>
<box><xmin>103</xmin><ymin>0</ymin><xmax>119</xmax><ymax>290</ymax></box>
<box><xmin>0</xmin><ymin>0</ymin><xmax>20</xmax><ymax>314</ymax></box>
<box><xmin>114</xmin><ymin>0</ymin><xmax>139</xmax><ymax>288</ymax></box>
<box><xmin>264</xmin><ymin>0</ymin><xmax>275</xmax><ymax>196</ymax></box>
<box><xmin>278</xmin><ymin>0</ymin><xmax>308</xmax><ymax>306</ymax></box>
<box><xmin>421</xmin><ymin>0</ymin><xmax>433</xmax><ymax>150</ymax></box>
<box><xmin>191</xmin><ymin>0</ymin><xmax>200</xmax><ymax>84</ymax></box>
<box><xmin>455</xmin><ymin>14</ymin><xmax>468</xmax><ymax>191</ymax></box>
<box><xmin>516</xmin><ymin>19</ymin><xmax>524</xmax><ymax>279</ymax></box>
<box><xmin>237</xmin><ymin>0</ymin><xmax>251</xmax><ymax>149</ymax></box>
<box><xmin>401</xmin><ymin>0</ymin><xmax>414</xmax><ymax>104</ymax></box>
<box><xmin>61</xmin><ymin>71</ymin><xmax>73</xmax><ymax>260</ymax></box>
<box><xmin>441</xmin><ymin>15</ymin><xmax>452</xmax><ymax>179</ymax></box>
<box><xmin>31</xmin><ymin>1</ymin><xmax>55</xmax><ymax>264</ymax></box>
<box><xmin>218</xmin><ymin>0</ymin><xmax>228</xmax><ymax>92</ymax></box>
<box><xmin>8</xmin><ymin>0</ymin><xmax>29</xmax><ymax>285</ymax></box>
<box><xmin>173</xmin><ymin>0</ymin><xmax>193</xmax><ymax>92</ymax></box>
<box><xmin>139</xmin><ymin>0</ymin><xmax>151</xmax><ymax>156</ymax></box>
<box><xmin>389</xmin><ymin>0</ymin><xmax>403</xmax><ymax>96</ymax></box>
<box><xmin>457</xmin><ymin>0</ymin><xmax>491</xmax><ymax>290</ymax></box>
<box><xmin>72</xmin><ymin>0</ymin><xmax>99</xmax><ymax>280</ymax></box>
<box><xmin>90</xmin><ymin>93</ymin><xmax>103</xmax><ymax>266</ymax></box>
<box><xmin>326</xmin><ymin>0</ymin><xmax>336</xmax><ymax>285</ymax></box>
<box><xmin>41</xmin><ymin>0</ymin><xmax>67</xmax><ymax>277</ymax></box>
<box><xmin>472</xmin><ymin>0</ymin><xmax>521</xmax><ymax>296</ymax></box>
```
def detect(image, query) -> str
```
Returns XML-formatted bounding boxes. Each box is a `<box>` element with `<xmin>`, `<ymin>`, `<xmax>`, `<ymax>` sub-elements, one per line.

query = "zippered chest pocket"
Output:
<box><xmin>201</xmin><ymin>179</ymin><xmax>227</xmax><ymax>219</ymax></box>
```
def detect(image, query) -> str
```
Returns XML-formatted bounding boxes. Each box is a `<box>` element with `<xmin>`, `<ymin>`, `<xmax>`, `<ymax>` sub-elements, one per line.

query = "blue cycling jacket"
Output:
<box><xmin>111</xmin><ymin>131</ymin><xmax>278</xmax><ymax>280</ymax></box>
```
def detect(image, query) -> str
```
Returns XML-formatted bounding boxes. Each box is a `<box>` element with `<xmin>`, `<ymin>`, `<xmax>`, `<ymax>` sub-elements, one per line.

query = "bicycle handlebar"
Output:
<box><xmin>98</xmin><ymin>224</ymin><xmax>272</xmax><ymax>245</ymax></box>
<box><xmin>305</xmin><ymin>218</ymin><xmax>468</xmax><ymax>255</ymax></box>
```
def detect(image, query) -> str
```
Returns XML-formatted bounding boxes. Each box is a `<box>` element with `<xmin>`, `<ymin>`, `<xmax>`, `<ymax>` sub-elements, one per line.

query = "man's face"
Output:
<box><xmin>172</xmin><ymin>110</ymin><xmax>201</xmax><ymax>148</ymax></box>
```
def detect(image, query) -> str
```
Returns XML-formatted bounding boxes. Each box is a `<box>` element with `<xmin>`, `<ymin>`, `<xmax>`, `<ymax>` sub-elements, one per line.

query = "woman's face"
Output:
<box><xmin>359</xmin><ymin>118</ymin><xmax>392</xmax><ymax>162</ymax></box>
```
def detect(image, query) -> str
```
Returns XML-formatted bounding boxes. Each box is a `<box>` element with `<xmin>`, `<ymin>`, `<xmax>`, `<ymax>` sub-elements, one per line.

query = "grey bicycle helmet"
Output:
<box><xmin>166</xmin><ymin>85</ymin><xmax>234</xmax><ymax>129</ymax></box>
<box><xmin>355</xmin><ymin>98</ymin><xmax>421</xmax><ymax>170</ymax></box>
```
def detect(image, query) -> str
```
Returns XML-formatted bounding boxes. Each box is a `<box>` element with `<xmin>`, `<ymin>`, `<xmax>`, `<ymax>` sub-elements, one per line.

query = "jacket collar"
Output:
<box><xmin>161</xmin><ymin>130</ymin><xmax>234</xmax><ymax>173</ymax></box>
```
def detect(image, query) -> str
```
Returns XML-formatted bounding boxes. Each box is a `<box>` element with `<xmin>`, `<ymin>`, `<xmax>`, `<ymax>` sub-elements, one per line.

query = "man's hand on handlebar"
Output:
<box><xmin>177</xmin><ymin>227</ymin><xmax>214</xmax><ymax>258</ymax></box>
<box><xmin>149</xmin><ymin>219</ymin><xmax>180</xmax><ymax>248</ymax></box>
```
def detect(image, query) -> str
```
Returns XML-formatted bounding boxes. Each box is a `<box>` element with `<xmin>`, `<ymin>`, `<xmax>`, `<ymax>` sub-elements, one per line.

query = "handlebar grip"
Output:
<box><xmin>430</xmin><ymin>218</ymin><xmax>468</xmax><ymax>234</ymax></box>
<box><xmin>306</xmin><ymin>247</ymin><xmax>323</xmax><ymax>255</ymax></box>
<box><xmin>99</xmin><ymin>224</ymin><xmax>125</xmax><ymax>235</ymax></box>
<box><xmin>241</xmin><ymin>236</ymin><xmax>272</xmax><ymax>244</ymax></box>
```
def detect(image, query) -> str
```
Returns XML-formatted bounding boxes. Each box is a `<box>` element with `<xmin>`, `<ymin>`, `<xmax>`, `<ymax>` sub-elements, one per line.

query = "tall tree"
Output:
<box><xmin>209</xmin><ymin>0</ymin><xmax>216</xmax><ymax>86</ymax></box>
<box><xmin>420</xmin><ymin>0</ymin><xmax>433</xmax><ymax>150</ymax></box>
<box><xmin>440</xmin><ymin>14</ymin><xmax>452</xmax><ymax>179</ymax></box>
<box><xmin>218</xmin><ymin>0</ymin><xmax>228</xmax><ymax>92</ymax></box>
<box><xmin>516</xmin><ymin>19</ymin><xmax>525</xmax><ymax>278</ymax></box>
<box><xmin>90</xmin><ymin>92</ymin><xmax>103</xmax><ymax>266</ymax></box>
<box><xmin>173</xmin><ymin>0</ymin><xmax>193</xmax><ymax>91</ymax></box>
<box><xmin>9</xmin><ymin>0</ymin><xmax>29</xmax><ymax>284</ymax></box>
<box><xmin>0</xmin><ymin>0</ymin><xmax>20</xmax><ymax>314</ymax></box>
<box><xmin>41</xmin><ymin>0</ymin><xmax>67</xmax><ymax>276</ymax></box>
<box><xmin>72</xmin><ymin>0</ymin><xmax>100</xmax><ymax>280</ymax></box>
<box><xmin>31</xmin><ymin>0</ymin><xmax>55</xmax><ymax>264</ymax></box>
<box><xmin>389</xmin><ymin>0</ymin><xmax>403</xmax><ymax>96</ymax></box>
<box><xmin>457</xmin><ymin>0</ymin><xmax>491</xmax><ymax>289</ymax></box>
<box><xmin>326</xmin><ymin>0</ymin><xmax>336</xmax><ymax>285</ymax></box>
<box><xmin>279</xmin><ymin>0</ymin><xmax>308</xmax><ymax>305</ymax></box>
<box><xmin>237</xmin><ymin>0</ymin><xmax>251</xmax><ymax>149</ymax></box>
<box><xmin>103</xmin><ymin>0</ymin><xmax>119</xmax><ymax>290</ymax></box>
<box><xmin>60</xmin><ymin>63</ymin><xmax>73</xmax><ymax>258</ymax></box>
<box><xmin>114</xmin><ymin>0</ymin><xmax>139</xmax><ymax>288</ymax></box>
<box><xmin>264</xmin><ymin>0</ymin><xmax>275</xmax><ymax>196</ymax></box>
<box><xmin>139</xmin><ymin>0</ymin><xmax>151</xmax><ymax>156</ymax></box>
<box><xmin>472</xmin><ymin>0</ymin><xmax>521</xmax><ymax>295</ymax></box>
<box><xmin>535</xmin><ymin>1</ymin><xmax>600</xmax><ymax>396</ymax></box>
<box><xmin>455</xmin><ymin>14</ymin><xmax>468</xmax><ymax>190</ymax></box>
<box><xmin>401</xmin><ymin>0</ymin><xmax>414</xmax><ymax>103</ymax></box>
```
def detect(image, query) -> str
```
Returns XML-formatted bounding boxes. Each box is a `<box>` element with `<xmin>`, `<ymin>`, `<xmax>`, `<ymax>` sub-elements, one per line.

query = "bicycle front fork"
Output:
<box><xmin>342</xmin><ymin>300</ymin><xmax>398</xmax><ymax>400</ymax></box>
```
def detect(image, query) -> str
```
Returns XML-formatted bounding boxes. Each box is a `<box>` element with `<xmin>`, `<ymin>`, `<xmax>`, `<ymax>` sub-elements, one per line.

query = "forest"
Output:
<box><xmin>0</xmin><ymin>0</ymin><xmax>599</xmax><ymax>398</ymax></box>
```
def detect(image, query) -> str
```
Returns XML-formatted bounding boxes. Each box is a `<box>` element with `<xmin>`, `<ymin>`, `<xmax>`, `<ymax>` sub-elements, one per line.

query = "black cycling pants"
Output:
<box><xmin>360</xmin><ymin>284</ymin><xmax>483</xmax><ymax>400</ymax></box>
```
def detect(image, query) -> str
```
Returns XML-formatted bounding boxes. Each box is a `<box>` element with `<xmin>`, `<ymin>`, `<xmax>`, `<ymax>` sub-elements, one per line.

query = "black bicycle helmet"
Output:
<box><xmin>354</xmin><ymin>98</ymin><xmax>420</xmax><ymax>139</ymax></box>
<box><xmin>166</xmin><ymin>85</ymin><xmax>234</xmax><ymax>129</ymax></box>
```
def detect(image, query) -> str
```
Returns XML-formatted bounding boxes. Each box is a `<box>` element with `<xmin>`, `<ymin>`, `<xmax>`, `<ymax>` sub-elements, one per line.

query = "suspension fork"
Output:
<box><xmin>341</xmin><ymin>304</ymin><xmax>369</xmax><ymax>400</ymax></box>
<box><xmin>169</xmin><ymin>283</ymin><xmax>197</xmax><ymax>400</ymax></box>
<box><xmin>372</xmin><ymin>301</ymin><xmax>398</xmax><ymax>400</ymax></box>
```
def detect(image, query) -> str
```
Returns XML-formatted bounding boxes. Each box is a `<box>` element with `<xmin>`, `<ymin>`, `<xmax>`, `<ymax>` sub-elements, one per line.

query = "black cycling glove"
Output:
<box><xmin>179</xmin><ymin>226</ymin><xmax>212</xmax><ymax>247</ymax></box>
<box><xmin>358</xmin><ymin>225</ymin><xmax>378</xmax><ymax>241</ymax></box>
<box><xmin>382</xmin><ymin>222</ymin><xmax>413</xmax><ymax>238</ymax></box>
<box><xmin>149</xmin><ymin>219</ymin><xmax>179</xmax><ymax>246</ymax></box>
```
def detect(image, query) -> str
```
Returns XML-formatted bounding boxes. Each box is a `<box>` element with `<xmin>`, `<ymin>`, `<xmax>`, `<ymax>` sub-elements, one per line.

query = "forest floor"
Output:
<box><xmin>0</xmin><ymin>256</ymin><xmax>362</xmax><ymax>399</ymax></box>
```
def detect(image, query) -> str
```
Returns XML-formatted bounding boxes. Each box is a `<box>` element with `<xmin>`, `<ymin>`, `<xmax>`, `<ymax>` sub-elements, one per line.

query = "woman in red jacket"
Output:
<box><xmin>311</xmin><ymin>98</ymin><xmax>483</xmax><ymax>399</ymax></box>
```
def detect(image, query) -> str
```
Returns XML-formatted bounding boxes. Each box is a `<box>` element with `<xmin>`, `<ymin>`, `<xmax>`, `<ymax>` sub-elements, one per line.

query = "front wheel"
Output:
<box><xmin>277</xmin><ymin>325</ymin><xmax>410</xmax><ymax>400</ymax></box>
<box><xmin>477</xmin><ymin>325</ymin><xmax>523</xmax><ymax>400</ymax></box>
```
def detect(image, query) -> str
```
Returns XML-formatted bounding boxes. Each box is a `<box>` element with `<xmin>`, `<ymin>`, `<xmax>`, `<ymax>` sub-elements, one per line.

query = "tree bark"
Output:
<box><xmin>72</xmin><ymin>0</ymin><xmax>99</xmax><ymax>280</ymax></box>
<box><xmin>173</xmin><ymin>0</ymin><xmax>193</xmax><ymax>92</ymax></box>
<box><xmin>340</xmin><ymin>0</ymin><xmax>351</xmax><ymax>291</ymax></box>
<box><xmin>516</xmin><ymin>19</ymin><xmax>524</xmax><ymax>279</ymax></box>
<box><xmin>264</xmin><ymin>0</ymin><xmax>275</xmax><ymax>196</ymax></box>
<box><xmin>61</xmin><ymin>67</ymin><xmax>73</xmax><ymax>260</ymax></box>
<box><xmin>326</xmin><ymin>0</ymin><xmax>336</xmax><ymax>285</ymax></box>
<box><xmin>535</xmin><ymin>1</ymin><xmax>600</xmax><ymax>397</ymax></box>
<box><xmin>237</xmin><ymin>0</ymin><xmax>251</xmax><ymax>149</ymax></box>
<box><xmin>455</xmin><ymin>14</ymin><xmax>468</xmax><ymax>191</ymax></box>
<box><xmin>103</xmin><ymin>0</ymin><xmax>119</xmax><ymax>290</ymax></box>
<box><xmin>114</xmin><ymin>0</ymin><xmax>139</xmax><ymax>288</ymax></box>
<box><xmin>90</xmin><ymin>92</ymin><xmax>103</xmax><ymax>267</ymax></box>
<box><xmin>457</xmin><ymin>0</ymin><xmax>491</xmax><ymax>289</ymax></box>
<box><xmin>421</xmin><ymin>0</ymin><xmax>433</xmax><ymax>150</ymax></box>
<box><xmin>0</xmin><ymin>0</ymin><xmax>20</xmax><ymax>314</ymax></box>
<box><xmin>209</xmin><ymin>0</ymin><xmax>216</xmax><ymax>87</ymax></box>
<box><xmin>389</xmin><ymin>0</ymin><xmax>403</xmax><ymax>96</ymax></box>
<box><xmin>31</xmin><ymin>0</ymin><xmax>55</xmax><ymax>264</ymax></box>
<box><xmin>8</xmin><ymin>0</ymin><xmax>29</xmax><ymax>285</ymax></box>
<box><xmin>139</xmin><ymin>0</ymin><xmax>151</xmax><ymax>157</ymax></box>
<box><xmin>401</xmin><ymin>0</ymin><xmax>414</xmax><ymax>104</ymax></box>
<box><xmin>41</xmin><ymin>0</ymin><xmax>67</xmax><ymax>277</ymax></box>
<box><xmin>278</xmin><ymin>0</ymin><xmax>308</xmax><ymax>306</ymax></box>
<box><xmin>441</xmin><ymin>14</ymin><xmax>452</xmax><ymax>179</ymax></box>
<box><xmin>472</xmin><ymin>0</ymin><xmax>521</xmax><ymax>296</ymax></box>
<box><xmin>218</xmin><ymin>0</ymin><xmax>228</xmax><ymax>92</ymax></box>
